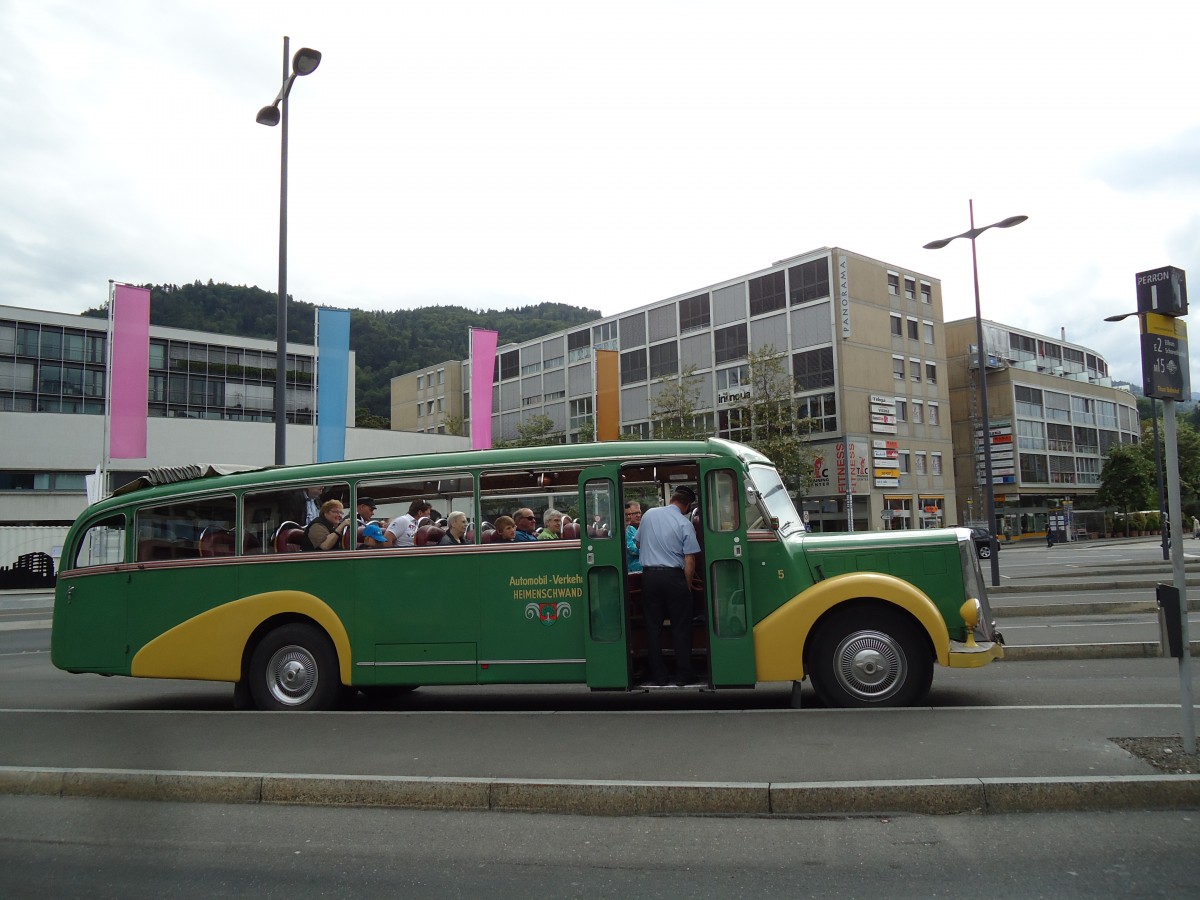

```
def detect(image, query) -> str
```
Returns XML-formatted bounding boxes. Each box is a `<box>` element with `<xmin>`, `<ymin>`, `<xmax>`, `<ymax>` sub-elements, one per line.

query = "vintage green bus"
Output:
<box><xmin>51</xmin><ymin>439</ymin><xmax>1003</xmax><ymax>710</ymax></box>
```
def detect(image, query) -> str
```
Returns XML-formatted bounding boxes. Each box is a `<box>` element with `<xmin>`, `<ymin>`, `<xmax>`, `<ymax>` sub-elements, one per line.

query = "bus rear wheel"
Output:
<box><xmin>808</xmin><ymin>608</ymin><xmax>933</xmax><ymax>708</ymax></box>
<box><xmin>248</xmin><ymin>623</ymin><xmax>340</xmax><ymax>711</ymax></box>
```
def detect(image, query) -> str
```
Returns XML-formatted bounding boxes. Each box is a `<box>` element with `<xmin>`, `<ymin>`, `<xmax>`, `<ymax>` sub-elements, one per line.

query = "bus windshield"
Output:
<box><xmin>747</xmin><ymin>464</ymin><xmax>801</xmax><ymax>536</ymax></box>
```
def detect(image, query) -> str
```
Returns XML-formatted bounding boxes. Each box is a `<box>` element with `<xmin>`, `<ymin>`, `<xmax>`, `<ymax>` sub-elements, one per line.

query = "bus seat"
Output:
<box><xmin>273</xmin><ymin>521</ymin><xmax>305</xmax><ymax>553</ymax></box>
<box><xmin>198</xmin><ymin>526</ymin><xmax>236</xmax><ymax>557</ymax></box>
<box><xmin>479</xmin><ymin>529</ymin><xmax>493</xmax><ymax>544</ymax></box>
<box><xmin>562</xmin><ymin>521</ymin><xmax>579</xmax><ymax>539</ymax></box>
<box><xmin>465</xmin><ymin>525</ymin><xmax>475</xmax><ymax>543</ymax></box>
<box><xmin>415</xmin><ymin>524</ymin><xmax>446</xmax><ymax>546</ymax></box>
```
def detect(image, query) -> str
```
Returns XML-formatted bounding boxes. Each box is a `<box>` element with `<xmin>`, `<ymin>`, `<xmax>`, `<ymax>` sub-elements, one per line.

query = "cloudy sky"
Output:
<box><xmin>4</xmin><ymin>0</ymin><xmax>1199</xmax><ymax>388</ymax></box>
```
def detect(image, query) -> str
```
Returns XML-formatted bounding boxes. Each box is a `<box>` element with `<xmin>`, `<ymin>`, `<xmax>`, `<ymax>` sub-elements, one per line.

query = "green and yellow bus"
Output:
<box><xmin>51</xmin><ymin>439</ymin><xmax>1003</xmax><ymax>710</ymax></box>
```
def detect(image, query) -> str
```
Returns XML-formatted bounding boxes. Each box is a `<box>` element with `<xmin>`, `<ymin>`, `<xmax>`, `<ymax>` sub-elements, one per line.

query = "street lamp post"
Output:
<box><xmin>924</xmin><ymin>201</ymin><xmax>1027</xmax><ymax>587</ymax></box>
<box><xmin>1104</xmin><ymin>311</ymin><xmax>1170</xmax><ymax>561</ymax></box>
<box><xmin>257</xmin><ymin>36</ymin><xmax>321</xmax><ymax>466</ymax></box>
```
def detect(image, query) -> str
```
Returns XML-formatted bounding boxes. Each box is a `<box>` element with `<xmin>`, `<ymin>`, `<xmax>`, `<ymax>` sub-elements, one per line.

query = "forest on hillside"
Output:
<box><xmin>86</xmin><ymin>280</ymin><xmax>599</xmax><ymax>422</ymax></box>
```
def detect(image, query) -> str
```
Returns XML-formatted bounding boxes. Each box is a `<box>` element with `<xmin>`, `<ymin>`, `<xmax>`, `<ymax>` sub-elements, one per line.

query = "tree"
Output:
<box><xmin>514</xmin><ymin>413</ymin><xmax>562</xmax><ymax>447</ymax></box>
<box><xmin>735</xmin><ymin>346</ymin><xmax>817</xmax><ymax>497</ymax></box>
<box><xmin>1096</xmin><ymin>443</ymin><xmax>1153</xmax><ymax>535</ymax></box>
<box><xmin>443</xmin><ymin>414</ymin><xmax>464</xmax><ymax>437</ymax></box>
<box><xmin>650</xmin><ymin>367</ymin><xmax>707</xmax><ymax>440</ymax></box>
<box><xmin>354</xmin><ymin>408</ymin><xmax>390</xmax><ymax>430</ymax></box>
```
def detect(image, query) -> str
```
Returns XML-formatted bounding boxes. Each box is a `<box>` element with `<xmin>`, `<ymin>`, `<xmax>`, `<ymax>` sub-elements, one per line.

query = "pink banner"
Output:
<box><xmin>110</xmin><ymin>285</ymin><xmax>150</xmax><ymax>459</ymax></box>
<box><xmin>470</xmin><ymin>328</ymin><xmax>498</xmax><ymax>450</ymax></box>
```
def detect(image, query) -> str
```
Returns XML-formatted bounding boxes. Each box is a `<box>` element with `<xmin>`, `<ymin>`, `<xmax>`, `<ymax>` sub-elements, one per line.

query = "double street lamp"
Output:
<box><xmin>924</xmin><ymin>202</ymin><xmax>1027</xmax><ymax>587</ymax></box>
<box><xmin>257</xmin><ymin>37</ymin><xmax>322</xmax><ymax>466</ymax></box>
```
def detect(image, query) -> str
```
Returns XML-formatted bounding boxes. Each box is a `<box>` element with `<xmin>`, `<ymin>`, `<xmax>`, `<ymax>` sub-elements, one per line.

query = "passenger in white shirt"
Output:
<box><xmin>385</xmin><ymin>499</ymin><xmax>432</xmax><ymax>548</ymax></box>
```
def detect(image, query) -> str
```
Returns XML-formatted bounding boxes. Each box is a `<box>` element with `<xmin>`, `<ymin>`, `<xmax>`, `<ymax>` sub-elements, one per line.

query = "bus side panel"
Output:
<box><xmin>351</xmin><ymin>547</ymin><xmax>482</xmax><ymax>686</ymax></box>
<box><xmin>126</xmin><ymin>562</ymin><xmax>245</xmax><ymax>671</ymax></box>
<box><xmin>52</xmin><ymin>570</ymin><xmax>129</xmax><ymax>673</ymax></box>
<box><xmin>476</xmin><ymin>545</ymin><xmax>586</xmax><ymax>685</ymax></box>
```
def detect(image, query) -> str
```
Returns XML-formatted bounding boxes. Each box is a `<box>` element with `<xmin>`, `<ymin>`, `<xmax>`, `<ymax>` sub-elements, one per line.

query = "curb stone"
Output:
<box><xmin>2</xmin><ymin>766</ymin><xmax>1198</xmax><ymax>817</ymax></box>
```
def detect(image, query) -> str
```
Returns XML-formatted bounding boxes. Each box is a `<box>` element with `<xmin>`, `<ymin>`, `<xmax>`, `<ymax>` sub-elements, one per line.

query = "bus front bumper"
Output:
<box><xmin>946</xmin><ymin>639</ymin><xmax>1005</xmax><ymax>668</ymax></box>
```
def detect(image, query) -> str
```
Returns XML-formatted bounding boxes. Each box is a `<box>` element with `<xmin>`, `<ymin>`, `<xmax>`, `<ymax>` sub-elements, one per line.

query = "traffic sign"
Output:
<box><xmin>1140</xmin><ymin>312</ymin><xmax>1190</xmax><ymax>400</ymax></box>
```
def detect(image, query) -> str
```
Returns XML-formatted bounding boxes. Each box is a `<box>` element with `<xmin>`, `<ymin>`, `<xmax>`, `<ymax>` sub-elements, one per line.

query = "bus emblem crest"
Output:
<box><xmin>525</xmin><ymin>601</ymin><xmax>572</xmax><ymax>626</ymax></box>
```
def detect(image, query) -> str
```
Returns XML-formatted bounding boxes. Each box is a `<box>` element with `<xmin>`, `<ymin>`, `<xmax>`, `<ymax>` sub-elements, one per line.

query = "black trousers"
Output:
<box><xmin>641</xmin><ymin>567</ymin><xmax>694</xmax><ymax>683</ymax></box>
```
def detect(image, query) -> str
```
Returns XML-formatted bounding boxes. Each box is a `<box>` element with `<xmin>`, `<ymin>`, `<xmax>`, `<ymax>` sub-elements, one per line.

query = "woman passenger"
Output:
<box><xmin>438</xmin><ymin>511</ymin><xmax>469</xmax><ymax>546</ymax></box>
<box><xmin>538</xmin><ymin>509</ymin><xmax>563</xmax><ymax>540</ymax></box>
<box><xmin>302</xmin><ymin>500</ymin><xmax>351</xmax><ymax>551</ymax></box>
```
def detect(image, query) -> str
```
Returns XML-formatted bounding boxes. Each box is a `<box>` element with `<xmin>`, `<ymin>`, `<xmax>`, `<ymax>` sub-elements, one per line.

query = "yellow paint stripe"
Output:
<box><xmin>131</xmin><ymin>590</ymin><xmax>351</xmax><ymax>684</ymax></box>
<box><xmin>753</xmin><ymin>572</ymin><xmax>951</xmax><ymax>682</ymax></box>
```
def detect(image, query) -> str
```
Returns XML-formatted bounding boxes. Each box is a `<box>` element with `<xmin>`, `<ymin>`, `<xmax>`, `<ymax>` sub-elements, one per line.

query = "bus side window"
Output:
<box><xmin>583</xmin><ymin>479</ymin><xmax>612</xmax><ymax>539</ymax></box>
<box><xmin>71</xmin><ymin>514</ymin><xmax>127</xmax><ymax>569</ymax></box>
<box><xmin>705</xmin><ymin>470</ymin><xmax>740</xmax><ymax>533</ymax></box>
<box><xmin>137</xmin><ymin>495</ymin><xmax>237</xmax><ymax>561</ymax></box>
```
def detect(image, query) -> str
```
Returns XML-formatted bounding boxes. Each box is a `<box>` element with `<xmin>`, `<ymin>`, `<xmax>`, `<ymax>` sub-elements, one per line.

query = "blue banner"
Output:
<box><xmin>316</xmin><ymin>307</ymin><xmax>351</xmax><ymax>463</ymax></box>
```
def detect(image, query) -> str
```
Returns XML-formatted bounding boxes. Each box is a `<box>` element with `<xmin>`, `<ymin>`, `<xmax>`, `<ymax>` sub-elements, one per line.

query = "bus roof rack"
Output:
<box><xmin>112</xmin><ymin>463</ymin><xmax>262</xmax><ymax>497</ymax></box>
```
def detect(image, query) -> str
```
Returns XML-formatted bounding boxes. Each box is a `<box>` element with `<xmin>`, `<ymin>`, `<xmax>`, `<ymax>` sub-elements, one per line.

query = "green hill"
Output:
<box><xmin>87</xmin><ymin>281</ymin><xmax>600</xmax><ymax>424</ymax></box>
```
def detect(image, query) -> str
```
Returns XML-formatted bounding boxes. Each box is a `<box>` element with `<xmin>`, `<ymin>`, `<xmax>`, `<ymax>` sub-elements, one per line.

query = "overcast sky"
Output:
<box><xmin>4</xmin><ymin>0</ymin><xmax>1199</xmax><ymax>390</ymax></box>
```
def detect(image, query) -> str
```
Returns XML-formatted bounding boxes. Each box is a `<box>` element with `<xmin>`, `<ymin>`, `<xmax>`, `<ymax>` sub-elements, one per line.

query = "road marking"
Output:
<box><xmin>0</xmin><ymin>620</ymin><xmax>51</xmax><ymax>632</ymax></box>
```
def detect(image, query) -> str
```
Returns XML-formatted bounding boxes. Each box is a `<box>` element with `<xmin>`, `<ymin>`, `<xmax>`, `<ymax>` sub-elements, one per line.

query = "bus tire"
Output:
<box><xmin>808</xmin><ymin>607</ymin><xmax>933</xmax><ymax>708</ymax></box>
<box><xmin>248</xmin><ymin>623</ymin><xmax>341</xmax><ymax>711</ymax></box>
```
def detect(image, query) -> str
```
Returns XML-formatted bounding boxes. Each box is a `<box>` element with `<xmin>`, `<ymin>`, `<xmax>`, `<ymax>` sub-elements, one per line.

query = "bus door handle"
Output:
<box><xmin>66</xmin><ymin>585</ymin><xmax>75</xmax><ymax>604</ymax></box>
<box><xmin>587</xmin><ymin>551</ymin><xmax>595</xmax><ymax>565</ymax></box>
<box><xmin>733</xmin><ymin>538</ymin><xmax>742</xmax><ymax>558</ymax></box>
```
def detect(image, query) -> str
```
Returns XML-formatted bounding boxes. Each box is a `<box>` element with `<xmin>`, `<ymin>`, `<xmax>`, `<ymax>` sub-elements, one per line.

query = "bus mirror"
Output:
<box><xmin>746</xmin><ymin>486</ymin><xmax>759</xmax><ymax>505</ymax></box>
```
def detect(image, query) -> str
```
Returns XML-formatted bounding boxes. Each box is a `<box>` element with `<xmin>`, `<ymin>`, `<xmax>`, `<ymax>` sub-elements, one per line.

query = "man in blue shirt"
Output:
<box><xmin>513</xmin><ymin>507</ymin><xmax>540</xmax><ymax>542</ymax></box>
<box><xmin>635</xmin><ymin>485</ymin><xmax>701</xmax><ymax>686</ymax></box>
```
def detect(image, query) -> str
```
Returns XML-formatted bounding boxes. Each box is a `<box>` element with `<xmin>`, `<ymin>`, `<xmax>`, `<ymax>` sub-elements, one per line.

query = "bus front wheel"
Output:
<box><xmin>248</xmin><ymin>623</ymin><xmax>341</xmax><ymax>711</ymax></box>
<box><xmin>808</xmin><ymin>608</ymin><xmax>933</xmax><ymax>708</ymax></box>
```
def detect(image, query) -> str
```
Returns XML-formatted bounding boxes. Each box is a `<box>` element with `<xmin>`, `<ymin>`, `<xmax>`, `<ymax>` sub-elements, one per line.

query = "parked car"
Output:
<box><xmin>970</xmin><ymin>527</ymin><xmax>1000</xmax><ymax>559</ymax></box>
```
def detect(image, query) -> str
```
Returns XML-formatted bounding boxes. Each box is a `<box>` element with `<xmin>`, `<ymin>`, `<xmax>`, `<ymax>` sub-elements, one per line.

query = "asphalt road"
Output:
<box><xmin>1</xmin><ymin>795</ymin><xmax>1197</xmax><ymax>899</ymax></box>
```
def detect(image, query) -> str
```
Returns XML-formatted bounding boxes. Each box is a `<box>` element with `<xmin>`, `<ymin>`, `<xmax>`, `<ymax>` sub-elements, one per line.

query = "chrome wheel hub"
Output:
<box><xmin>266</xmin><ymin>644</ymin><xmax>318</xmax><ymax>706</ymax></box>
<box><xmin>833</xmin><ymin>630</ymin><xmax>906</xmax><ymax>700</ymax></box>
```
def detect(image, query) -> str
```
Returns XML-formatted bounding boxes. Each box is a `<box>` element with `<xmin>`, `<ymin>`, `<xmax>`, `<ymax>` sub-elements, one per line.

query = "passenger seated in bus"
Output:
<box><xmin>438</xmin><ymin>511</ymin><xmax>469</xmax><ymax>546</ymax></box>
<box><xmin>538</xmin><ymin>509</ymin><xmax>564</xmax><ymax>540</ymax></box>
<box><xmin>386</xmin><ymin>499</ymin><xmax>432</xmax><ymax>548</ymax></box>
<box><xmin>301</xmin><ymin>500</ymin><xmax>351</xmax><ymax>551</ymax></box>
<box><xmin>513</xmin><ymin>508</ymin><xmax>540</xmax><ymax>542</ymax></box>
<box><xmin>289</xmin><ymin>485</ymin><xmax>326</xmax><ymax>526</ymax></box>
<box><xmin>360</xmin><ymin>521</ymin><xmax>391</xmax><ymax>548</ymax></box>
<box><xmin>490</xmin><ymin>515</ymin><xmax>517</xmax><ymax>543</ymax></box>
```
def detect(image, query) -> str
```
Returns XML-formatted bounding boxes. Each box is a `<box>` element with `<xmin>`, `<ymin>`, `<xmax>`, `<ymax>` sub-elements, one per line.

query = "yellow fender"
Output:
<box><xmin>753</xmin><ymin>572</ymin><xmax>950</xmax><ymax>682</ymax></box>
<box><xmin>131</xmin><ymin>590</ymin><xmax>352</xmax><ymax>685</ymax></box>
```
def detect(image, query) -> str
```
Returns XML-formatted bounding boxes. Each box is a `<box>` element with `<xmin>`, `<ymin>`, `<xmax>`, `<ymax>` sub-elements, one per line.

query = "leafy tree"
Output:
<box><xmin>514</xmin><ymin>413</ymin><xmax>562</xmax><ymax>447</ymax></box>
<box><xmin>1096</xmin><ymin>443</ymin><xmax>1153</xmax><ymax>535</ymax></box>
<box><xmin>443</xmin><ymin>414</ymin><xmax>465</xmax><ymax>437</ymax></box>
<box><xmin>650</xmin><ymin>366</ymin><xmax>707</xmax><ymax>440</ymax></box>
<box><xmin>735</xmin><ymin>346</ymin><xmax>817</xmax><ymax>496</ymax></box>
<box><xmin>354</xmin><ymin>407</ymin><xmax>389</xmax><ymax>430</ymax></box>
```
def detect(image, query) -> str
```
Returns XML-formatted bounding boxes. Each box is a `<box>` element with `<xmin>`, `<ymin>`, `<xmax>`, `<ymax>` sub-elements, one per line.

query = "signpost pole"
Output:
<box><xmin>1161</xmin><ymin>399</ymin><xmax>1196</xmax><ymax>754</ymax></box>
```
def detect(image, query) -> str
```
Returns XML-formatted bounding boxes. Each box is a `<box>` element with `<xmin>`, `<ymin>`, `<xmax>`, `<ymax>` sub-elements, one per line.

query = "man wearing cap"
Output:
<box><xmin>635</xmin><ymin>484</ymin><xmax>701</xmax><ymax>687</ymax></box>
<box><xmin>355</xmin><ymin>496</ymin><xmax>392</xmax><ymax>548</ymax></box>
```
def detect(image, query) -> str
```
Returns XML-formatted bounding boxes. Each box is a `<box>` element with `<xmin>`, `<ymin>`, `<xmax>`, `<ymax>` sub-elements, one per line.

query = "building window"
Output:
<box><xmin>522</xmin><ymin>395</ymin><xmax>542</xmax><ymax>407</ymax></box>
<box><xmin>925</xmin><ymin>362</ymin><xmax>937</xmax><ymax>384</ymax></box>
<box><xmin>923</xmin><ymin>321</ymin><xmax>934</xmax><ymax>344</ymax></box>
<box><xmin>714</xmin><ymin>324</ymin><xmax>748</xmax><ymax>364</ymax></box>
<box><xmin>621</xmin><ymin>422</ymin><xmax>650</xmax><ymax>440</ymax></box>
<box><xmin>792</xmin><ymin>347</ymin><xmax>834</xmax><ymax>391</ymax></box>
<box><xmin>520</xmin><ymin>361</ymin><xmax>542</xmax><ymax>376</ymax></box>
<box><xmin>907</xmin><ymin>318</ymin><xmax>919</xmax><ymax>340</ymax></box>
<box><xmin>909</xmin><ymin>359</ymin><xmax>921</xmax><ymax>382</ymax></box>
<box><xmin>748</xmin><ymin>271</ymin><xmax>786</xmax><ymax>316</ymax></box>
<box><xmin>928</xmin><ymin>402</ymin><xmax>939</xmax><ymax>426</ymax></box>
<box><xmin>887</xmin><ymin>272</ymin><xmax>899</xmax><ymax>295</ymax></box>
<box><xmin>416</xmin><ymin>375</ymin><xmax>424</xmax><ymax>390</ymax></box>
<box><xmin>544</xmin><ymin>390</ymin><xmax>566</xmax><ymax>401</ymax></box>
<box><xmin>716</xmin><ymin>364</ymin><xmax>749</xmax><ymax>391</ymax></box>
<box><xmin>915</xmin><ymin>451</ymin><xmax>927</xmax><ymax>475</ymax></box>
<box><xmin>788</xmin><ymin>259</ymin><xmax>830</xmax><ymax>304</ymax></box>
<box><xmin>931</xmin><ymin>452</ymin><xmax>943</xmax><ymax>476</ymax></box>
<box><xmin>569</xmin><ymin>397</ymin><xmax>592</xmax><ymax>430</ymax></box>
<box><xmin>438</xmin><ymin>368</ymin><xmax>445</xmax><ymax>385</ymax></box>
<box><xmin>890</xmin><ymin>314</ymin><xmax>902</xmax><ymax>337</ymax></box>
<box><xmin>717</xmin><ymin>407</ymin><xmax>749</xmax><ymax>442</ymax></box>
<box><xmin>620</xmin><ymin>348</ymin><xmax>647</xmax><ymax>385</ymax></box>
<box><xmin>904</xmin><ymin>277</ymin><xmax>915</xmax><ymax>300</ymax></box>
<box><xmin>648</xmin><ymin>342</ymin><xmax>679</xmax><ymax>379</ymax></box>
<box><xmin>568</xmin><ymin>329</ymin><xmax>590</xmax><ymax>363</ymax></box>
<box><xmin>895</xmin><ymin>399</ymin><xmax>907</xmax><ymax>422</ymax></box>
<box><xmin>678</xmin><ymin>294</ymin><xmax>711</xmax><ymax>333</ymax></box>
<box><xmin>911</xmin><ymin>401</ymin><xmax>923</xmax><ymax>424</ymax></box>
<box><xmin>898</xmin><ymin>450</ymin><xmax>910</xmax><ymax>474</ymax></box>
<box><xmin>920</xmin><ymin>282</ymin><xmax>931</xmax><ymax>304</ymax></box>
<box><xmin>499</xmin><ymin>350</ymin><xmax>519</xmax><ymax>380</ymax></box>
<box><xmin>592</xmin><ymin>321</ymin><xmax>618</xmax><ymax>350</ymax></box>
<box><xmin>893</xmin><ymin>356</ymin><xmax>905</xmax><ymax>380</ymax></box>
<box><xmin>796</xmin><ymin>391</ymin><xmax>837</xmax><ymax>433</ymax></box>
